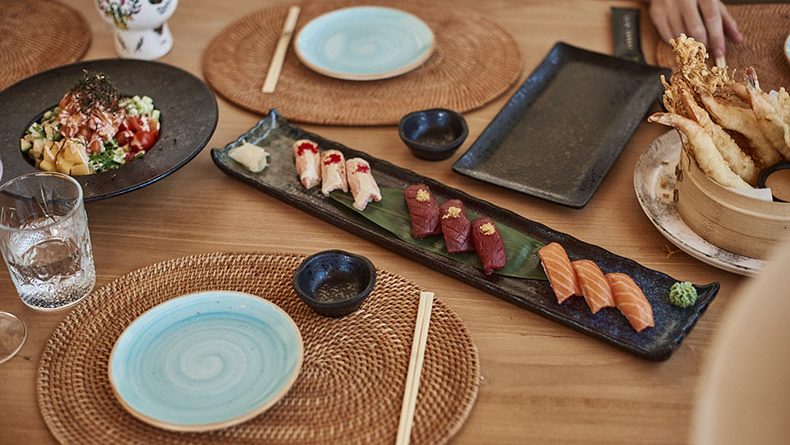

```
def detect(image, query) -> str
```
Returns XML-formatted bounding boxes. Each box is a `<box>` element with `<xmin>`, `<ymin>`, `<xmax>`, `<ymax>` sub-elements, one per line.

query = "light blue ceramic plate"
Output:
<box><xmin>295</xmin><ymin>6</ymin><xmax>435</xmax><ymax>81</ymax></box>
<box><xmin>784</xmin><ymin>34</ymin><xmax>790</xmax><ymax>67</ymax></box>
<box><xmin>109</xmin><ymin>291</ymin><xmax>303</xmax><ymax>432</ymax></box>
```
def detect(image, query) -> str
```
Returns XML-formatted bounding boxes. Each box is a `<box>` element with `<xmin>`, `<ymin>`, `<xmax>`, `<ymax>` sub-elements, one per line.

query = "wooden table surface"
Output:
<box><xmin>0</xmin><ymin>1</ymin><xmax>748</xmax><ymax>443</ymax></box>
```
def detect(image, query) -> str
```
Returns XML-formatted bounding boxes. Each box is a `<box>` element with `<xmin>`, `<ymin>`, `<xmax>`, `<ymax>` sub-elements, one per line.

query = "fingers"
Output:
<box><xmin>699</xmin><ymin>0</ymin><xmax>725</xmax><ymax>57</ymax></box>
<box><xmin>721</xmin><ymin>3</ymin><xmax>744</xmax><ymax>44</ymax></box>
<box><xmin>679</xmin><ymin>0</ymin><xmax>708</xmax><ymax>46</ymax></box>
<box><xmin>650</xmin><ymin>0</ymin><xmax>683</xmax><ymax>43</ymax></box>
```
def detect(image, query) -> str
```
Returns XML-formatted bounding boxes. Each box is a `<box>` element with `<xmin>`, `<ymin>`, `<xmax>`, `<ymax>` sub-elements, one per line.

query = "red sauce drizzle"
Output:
<box><xmin>297</xmin><ymin>142</ymin><xmax>318</xmax><ymax>156</ymax></box>
<box><xmin>323</xmin><ymin>153</ymin><xmax>342</xmax><ymax>166</ymax></box>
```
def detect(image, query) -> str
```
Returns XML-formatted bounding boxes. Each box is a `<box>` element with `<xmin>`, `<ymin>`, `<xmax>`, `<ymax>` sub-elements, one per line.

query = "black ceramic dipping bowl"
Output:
<box><xmin>293</xmin><ymin>250</ymin><xmax>376</xmax><ymax>317</ymax></box>
<box><xmin>399</xmin><ymin>108</ymin><xmax>469</xmax><ymax>161</ymax></box>
<box><xmin>758</xmin><ymin>161</ymin><xmax>790</xmax><ymax>203</ymax></box>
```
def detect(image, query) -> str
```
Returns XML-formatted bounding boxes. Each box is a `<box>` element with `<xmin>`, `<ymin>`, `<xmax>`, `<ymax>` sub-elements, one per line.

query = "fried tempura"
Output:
<box><xmin>745</xmin><ymin>68</ymin><xmax>790</xmax><ymax>158</ymax></box>
<box><xmin>651</xmin><ymin>34</ymin><xmax>790</xmax><ymax>189</ymax></box>
<box><xmin>679</xmin><ymin>87</ymin><xmax>759</xmax><ymax>185</ymax></box>
<box><xmin>698</xmin><ymin>90</ymin><xmax>782</xmax><ymax>168</ymax></box>
<box><xmin>648</xmin><ymin>113</ymin><xmax>752</xmax><ymax>189</ymax></box>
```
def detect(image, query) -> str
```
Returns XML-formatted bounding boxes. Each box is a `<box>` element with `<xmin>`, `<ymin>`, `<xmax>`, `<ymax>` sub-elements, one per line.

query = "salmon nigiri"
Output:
<box><xmin>538</xmin><ymin>242</ymin><xmax>581</xmax><ymax>303</ymax></box>
<box><xmin>606</xmin><ymin>273</ymin><xmax>654</xmax><ymax>332</ymax></box>
<box><xmin>571</xmin><ymin>260</ymin><xmax>615</xmax><ymax>314</ymax></box>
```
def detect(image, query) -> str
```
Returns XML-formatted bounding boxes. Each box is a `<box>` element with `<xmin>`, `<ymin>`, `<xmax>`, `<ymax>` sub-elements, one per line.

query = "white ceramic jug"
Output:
<box><xmin>95</xmin><ymin>0</ymin><xmax>179</xmax><ymax>60</ymax></box>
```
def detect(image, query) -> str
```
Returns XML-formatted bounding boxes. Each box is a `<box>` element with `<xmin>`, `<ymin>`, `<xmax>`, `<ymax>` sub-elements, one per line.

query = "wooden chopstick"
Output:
<box><xmin>396</xmin><ymin>291</ymin><xmax>434</xmax><ymax>445</ymax></box>
<box><xmin>261</xmin><ymin>6</ymin><xmax>300</xmax><ymax>93</ymax></box>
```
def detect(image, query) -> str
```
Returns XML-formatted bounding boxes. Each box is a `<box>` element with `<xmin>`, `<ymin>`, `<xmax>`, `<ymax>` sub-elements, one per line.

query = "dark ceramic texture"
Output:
<box><xmin>453</xmin><ymin>42</ymin><xmax>671</xmax><ymax>208</ymax></box>
<box><xmin>212</xmin><ymin>110</ymin><xmax>719</xmax><ymax>361</ymax></box>
<box><xmin>0</xmin><ymin>59</ymin><xmax>218</xmax><ymax>201</ymax></box>
<box><xmin>292</xmin><ymin>250</ymin><xmax>377</xmax><ymax>318</ymax></box>
<box><xmin>399</xmin><ymin>108</ymin><xmax>469</xmax><ymax>161</ymax></box>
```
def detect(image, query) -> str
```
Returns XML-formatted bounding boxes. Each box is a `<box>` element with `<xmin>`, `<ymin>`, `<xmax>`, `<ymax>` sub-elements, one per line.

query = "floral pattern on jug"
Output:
<box><xmin>95</xmin><ymin>0</ymin><xmax>179</xmax><ymax>60</ymax></box>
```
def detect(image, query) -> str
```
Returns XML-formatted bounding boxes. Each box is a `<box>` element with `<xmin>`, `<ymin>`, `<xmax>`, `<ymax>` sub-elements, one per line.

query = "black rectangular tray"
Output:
<box><xmin>453</xmin><ymin>42</ymin><xmax>671</xmax><ymax>208</ymax></box>
<box><xmin>212</xmin><ymin>110</ymin><xmax>718</xmax><ymax>361</ymax></box>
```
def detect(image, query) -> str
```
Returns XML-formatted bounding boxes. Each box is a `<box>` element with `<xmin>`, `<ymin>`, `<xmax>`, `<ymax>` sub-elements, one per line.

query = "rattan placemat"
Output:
<box><xmin>0</xmin><ymin>0</ymin><xmax>90</xmax><ymax>91</ymax></box>
<box><xmin>202</xmin><ymin>0</ymin><xmax>522</xmax><ymax>125</ymax></box>
<box><xmin>655</xmin><ymin>4</ymin><xmax>790</xmax><ymax>91</ymax></box>
<box><xmin>37</xmin><ymin>252</ymin><xmax>479</xmax><ymax>444</ymax></box>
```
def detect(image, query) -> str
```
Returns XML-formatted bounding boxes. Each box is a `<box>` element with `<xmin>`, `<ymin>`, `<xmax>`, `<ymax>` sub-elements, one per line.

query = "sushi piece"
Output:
<box><xmin>292</xmin><ymin>139</ymin><xmax>321</xmax><ymax>189</ymax></box>
<box><xmin>346</xmin><ymin>158</ymin><xmax>381</xmax><ymax>211</ymax></box>
<box><xmin>439</xmin><ymin>199</ymin><xmax>473</xmax><ymax>253</ymax></box>
<box><xmin>605</xmin><ymin>273</ymin><xmax>655</xmax><ymax>332</ymax></box>
<box><xmin>470</xmin><ymin>217</ymin><xmax>506</xmax><ymax>275</ymax></box>
<box><xmin>571</xmin><ymin>260</ymin><xmax>615</xmax><ymax>314</ymax></box>
<box><xmin>320</xmin><ymin>150</ymin><xmax>348</xmax><ymax>196</ymax></box>
<box><xmin>404</xmin><ymin>184</ymin><xmax>441</xmax><ymax>239</ymax></box>
<box><xmin>538</xmin><ymin>242</ymin><xmax>582</xmax><ymax>303</ymax></box>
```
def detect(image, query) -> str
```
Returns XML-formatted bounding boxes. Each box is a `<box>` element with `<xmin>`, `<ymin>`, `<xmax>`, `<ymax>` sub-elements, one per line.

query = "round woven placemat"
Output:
<box><xmin>655</xmin><ymin>4</ymin><xmax>790</xmax><ymax>91</ymax></box>
<box><xmin>202</xmin><ymin>0</ymin><xmax>522</xmax><ymax>125</ymax></box>
<box><xmin>0</xmin><ymin>0</ymin><xmax>90</xmax><ymax>91</ymax></box>
<box><xmin>37</xmin><ymin>252</ymin><xmax>479</xmax><ymax>444</ymax></box>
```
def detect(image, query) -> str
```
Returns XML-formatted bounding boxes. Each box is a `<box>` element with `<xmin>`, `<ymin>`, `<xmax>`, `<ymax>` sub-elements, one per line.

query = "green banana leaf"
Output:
<box><xmin>331</xmin><ymin>188</ymin><xmax>547</xmax><ymax>280</ymax></box>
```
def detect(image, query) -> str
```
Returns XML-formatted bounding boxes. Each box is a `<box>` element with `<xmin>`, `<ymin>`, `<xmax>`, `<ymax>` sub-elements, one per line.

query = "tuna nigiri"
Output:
<box><xmin>292</xmin><ymin>139</ymin><xmax>321</xmax><ymax>189</ymax></box>
<box><xmin>346</xmin><ymin>158</ymin><xmax>381</xmax><ymax>211</ymax></box>
<box><xmin>320</xmin><ymin>150</ymin><xmax>348</xmax><ymax>196</ymax></box>
<box><xmin>571</xmin><ymin>260</ymin><xmax>615</xmax><ymax>314</ymax></box>
<box><xmin>439</xmin><ymin>199</ymin><xmax>473</xmax><ymax>253</ymax></box>
<box><xmin>538</xmin><ymin>242</ymin><xmax>582</xmax><ymax>303</ymax></box>
<box><xmin>404</xmin><ymin>184</ymin><xmax>441</xmax><ymax>239</ymax></box>
<box><xmin>606</xmin><ymin>273</ymin><xmax>655</xmax><ymax>332</ymax></box>
<box><xmin>471</xmin><ymin>217</ymin><xmax>506</xmax><ymax>275</ymax></box>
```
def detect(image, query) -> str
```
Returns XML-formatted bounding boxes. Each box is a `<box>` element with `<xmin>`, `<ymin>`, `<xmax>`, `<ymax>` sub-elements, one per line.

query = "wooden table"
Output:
<box><xmin>0</xmin><ymin>1</ymin><xmax>747</xmax><ymax>443</ymax></box>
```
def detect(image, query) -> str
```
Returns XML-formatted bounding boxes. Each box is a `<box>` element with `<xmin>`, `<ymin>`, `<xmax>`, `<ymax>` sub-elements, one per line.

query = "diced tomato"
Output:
<box><xmin>115</xmin><ymin>130</ymin><xmax>133</xmax><ymax>146</ymax></box>
<box><xmin>130</xmin><ymin>129</ymin><xmax>159</xmax><ymax>153</ymax></box>
<box><xmin>122</xmin><ymin>116</ymin><xmax>143</xmax><ymax>133</ymax></box>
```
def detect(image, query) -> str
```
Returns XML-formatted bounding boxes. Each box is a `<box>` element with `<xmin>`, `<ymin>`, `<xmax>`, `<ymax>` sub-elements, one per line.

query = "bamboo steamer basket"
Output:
<box><xmin>675</xmin><ymin>141</ymin><xmax>790</xmax><ymax>259</ymax></box>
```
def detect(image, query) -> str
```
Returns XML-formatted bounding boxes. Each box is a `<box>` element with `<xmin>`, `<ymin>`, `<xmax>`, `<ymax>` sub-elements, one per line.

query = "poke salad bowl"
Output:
<box><xmin>0</xmin><ymin>58</ymin><xmax>217</xmax><ymax>201</ymax></box>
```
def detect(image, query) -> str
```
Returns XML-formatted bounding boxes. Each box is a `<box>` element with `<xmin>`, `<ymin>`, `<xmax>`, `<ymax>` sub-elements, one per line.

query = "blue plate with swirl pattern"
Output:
<box><xmin>109</xmin><ymin>291</ymin><xmax>303</xmax><ymax>432</ymax></box>
<box><xmin>295</xmin><ymin>6</ymin><xmax>434</xmax><ymax>81</ymax></box>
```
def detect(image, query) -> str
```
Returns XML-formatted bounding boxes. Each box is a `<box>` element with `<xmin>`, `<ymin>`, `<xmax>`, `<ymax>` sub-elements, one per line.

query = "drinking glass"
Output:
<box><xmin>0</xmin><ymin>172</ymin><xmax>95</xmax><ymax>312</ymax></box>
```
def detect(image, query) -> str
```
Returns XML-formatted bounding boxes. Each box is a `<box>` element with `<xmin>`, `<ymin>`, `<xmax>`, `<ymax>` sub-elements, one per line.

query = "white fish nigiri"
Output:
<box><xmin>346</xmin><ymin>158</ymin><xmax>381</xmax><ymax>211</ymax></box>
<box><xmin>320</xmin><ymin>150</ymin><xmax>348</xmax><ymax>196</ymax></box>
<box><xmin>292</xmin><ymin>139</ymin><xmax>321</xmax><ymax>189</ymax></box>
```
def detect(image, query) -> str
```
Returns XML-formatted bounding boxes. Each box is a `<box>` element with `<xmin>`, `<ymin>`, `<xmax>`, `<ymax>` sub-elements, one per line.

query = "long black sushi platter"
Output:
<box><xmin>212</xmin><ymin>110</ymin><xmax>719</xmax><ymax>361</ymax></box>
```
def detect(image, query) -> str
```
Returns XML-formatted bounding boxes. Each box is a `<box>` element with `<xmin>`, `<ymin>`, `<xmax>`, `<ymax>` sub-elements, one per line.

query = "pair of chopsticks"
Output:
<box><xmin>396</xmin><ymin>291</ymin><xmax>434</xmax><ymax>445</ymax></box>
<box><xmin>261</xmin><ymin>6</ymin><xmax>301</xmax><ymax>93</ymax></box>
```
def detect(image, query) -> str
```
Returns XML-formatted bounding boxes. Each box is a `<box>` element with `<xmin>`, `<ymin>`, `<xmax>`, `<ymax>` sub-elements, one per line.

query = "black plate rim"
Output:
<box><xmin>452</xmin><ymin>41</ymin><xmax>670</xmax><ymax>208</ymax></box>
<box><xmin>212</xmin><ymin>109</ymin><xmax>720</xmax><ymax>361</ymax></box>
<box><xmin>0</xmin><ymin>58</ymin><xmax>219</xmax><ymax>202</ymax></box>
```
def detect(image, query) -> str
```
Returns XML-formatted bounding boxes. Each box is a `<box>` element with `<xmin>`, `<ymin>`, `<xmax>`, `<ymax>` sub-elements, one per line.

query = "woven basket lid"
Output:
<box><xmin>38</xmin><ymin>252</ymin><xmax>480</xmax><ymax>444</ymax></box>
<box><xmin>0</xmin><ymin>0</ymin><xmax>90</xmax><ymax>91</ymax></box>
<box><xmin>202</xmin><ymin>0</ymin><xmax>522</xmax><ymax>125</ymax></box>
<box><xmin>655</xmin><ymin>4</ymin><xmax>790</xmax><ymax>91</ymax></box>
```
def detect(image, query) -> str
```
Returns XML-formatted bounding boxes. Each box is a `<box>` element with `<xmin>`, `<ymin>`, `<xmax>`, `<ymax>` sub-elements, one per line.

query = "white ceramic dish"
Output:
<box><xmin>633</xmin><ymin>131</ymin><xmax>764</xmax><ymax>276</ymax></box>
<box><xmin>295</xmin><ymin>6</ymin><xmax>434</xmax><ymax>81</ymax></box>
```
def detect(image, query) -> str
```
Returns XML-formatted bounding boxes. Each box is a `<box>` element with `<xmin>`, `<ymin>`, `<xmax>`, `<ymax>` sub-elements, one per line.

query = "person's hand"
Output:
<box><xmin>649</xmin><ymin>0</ymin><xmax>743</xmax><ymax>59</ymax></box>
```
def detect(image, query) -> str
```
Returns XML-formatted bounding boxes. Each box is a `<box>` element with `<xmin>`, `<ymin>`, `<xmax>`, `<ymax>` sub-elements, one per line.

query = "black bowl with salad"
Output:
<box><xmin>20</xmin><ymin>71</ymin><xmax>162</xmax><ymax>176</ymax></box>
<box><xmin>0</xmin><ymin>58</ymin><xmax>218</xmax><ymax>201</ymax></box>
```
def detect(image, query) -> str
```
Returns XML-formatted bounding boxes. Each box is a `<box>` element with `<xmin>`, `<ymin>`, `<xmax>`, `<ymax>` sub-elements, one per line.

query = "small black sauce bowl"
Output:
<box><xmin>292</xmin><ymin>250</ymin><xmax>376</xmax><ymax>318</ymax></box>
<box><xmin>399</xmin><ymin>108</ymin><xmax>469</xmax><ymax>161</ymax></box>
<box><xmin>758</xmin><ymin>161</ymin><xmax>790</xmax><ymax>203</ymax></box>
